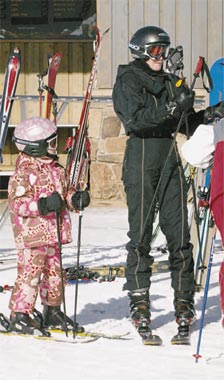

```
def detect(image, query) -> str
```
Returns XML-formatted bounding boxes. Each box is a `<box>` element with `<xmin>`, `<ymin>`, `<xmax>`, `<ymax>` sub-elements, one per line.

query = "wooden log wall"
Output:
<box><xmin>97</xmin><ymin>0</ymin><xmax>224</xmax><ymax>89</ymax></box>
<box><xmin>0</xmin><ymin>41</ymin><xmax>93</xmax><ymax>125</ymax></box>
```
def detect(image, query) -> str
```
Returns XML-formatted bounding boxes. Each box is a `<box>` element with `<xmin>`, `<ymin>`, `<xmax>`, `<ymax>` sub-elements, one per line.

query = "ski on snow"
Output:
<box><xmin>0</xmin><ymin>310</ymin><xmax>193</xmax><ymax>346</ymax></box>
<box><xmin>0</xmin><ymin>47</ymin><xmax>21</xmax><ymax>163</ymax></box>
<box><xmin>131</xmin><ymin>318</ymin><xmax>162</xmax><ymax>346</ymax></box>
<box><xmin>0</xmin><ymin>312</ymin><xmax>130</xmax><ymax>343</ymax></box>
<box><xmin>170</xmin><ymin>318</ymin><xmax>191</xmax><ymax>345</ymax></box>
<box><xmin>48</xmin><ymin>328</ymin><xmax>130</xmax><ymax>341</ymax></box>
<box><xmin>65</xmin><ymin>260</ymin><xmax>169</xmax><ymax>282</ymax></box>
<box><xmin>137</xmin><ymin>328</ymin><xmax>162</xmax><ymax>346</ymax></box>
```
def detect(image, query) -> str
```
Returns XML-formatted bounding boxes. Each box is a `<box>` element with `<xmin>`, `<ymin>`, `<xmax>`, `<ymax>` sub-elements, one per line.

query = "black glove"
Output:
<box><xmin>203</xmin><ymin>101</ymin><xmax>224</xmax><ymax>124</ymax></box>
<box><xmin>166</xmin><ymin>91</ymin><xmax>195</xmax><ymax>116</ymax></box>
<box><xmin>176</xmin><ymin>90</ymin><xmax>195</xmax><ymax>111</ymax></box>
<box><xmin>38</xmin><ymin>191</ymin><xmax>63</xmax><ymax>215</ymax></box>
<box><xmin>71</xmin><ymin>190</ymin><xmax>90</xmax><ymax>211</ymax></box>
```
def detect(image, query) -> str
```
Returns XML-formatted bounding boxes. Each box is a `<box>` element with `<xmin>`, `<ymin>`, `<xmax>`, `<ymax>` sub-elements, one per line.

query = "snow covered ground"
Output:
<box><xmin>0</xmin><ymin>205</ymin><xmax>224</xmax><ymax>380</ymax></box>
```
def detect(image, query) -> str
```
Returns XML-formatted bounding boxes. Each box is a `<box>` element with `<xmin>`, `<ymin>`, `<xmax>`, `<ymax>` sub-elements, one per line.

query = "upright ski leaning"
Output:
<box><xmin>64</xmin><ymin>27</ymin><xmax>110</xmax><ymax>340</ymax></box>
<box><xmin>65</xmin><ymin>28</ymin><xmax>109</xmax><ymax>191</ymax></box>
<box><xmin>0</xmin><ymin>47</ymin><xmax>21</xmax><ymax>163</ymax></box>
<box><xmin>44</xmin><ymin>52</ymin><xmax>62</xmax><ymax>121</ymax></box>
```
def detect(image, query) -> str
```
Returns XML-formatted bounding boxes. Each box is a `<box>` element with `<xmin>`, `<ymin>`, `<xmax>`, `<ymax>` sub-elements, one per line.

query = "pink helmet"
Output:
<box><xmin>13</xmin><ymin>116</ymin><xmax>57</xmax><ymax>157</ymax></box>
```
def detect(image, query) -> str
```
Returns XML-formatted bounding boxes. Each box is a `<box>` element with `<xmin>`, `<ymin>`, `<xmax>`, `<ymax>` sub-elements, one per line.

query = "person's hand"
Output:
<box><xmin>175</xmin><ymin>91</ymin><xmax>195</xmax><ymax>112</ymax></box>
<box><xmin>71</xmin><ymin>190</ymin><xmax>90</xmax><ymax>210</ymax></box>
<box><xmin>166</xmin><ymin>91</ymin><xmax>195</xmax><ymax>118</ymax></box>
<box><xmin>38</xmin><ymin>191</ymin><xmax>63</xmax><ymax>215</ymax></box>
<box><xmin>204</xmin><ymin>101</ymin><xmax>224</xmax><ymax>124</ymax></box>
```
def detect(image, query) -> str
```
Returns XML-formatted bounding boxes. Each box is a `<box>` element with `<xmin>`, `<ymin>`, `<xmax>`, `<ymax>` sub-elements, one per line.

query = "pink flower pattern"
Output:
<box><xmin>9</xmin><ymin>244</ymin><xmax>66</xmax><ymax>313</ymax></box>
<box><xmin>8</xmin><ymin>153</ymin><xmax>76</xmax><ymax>249</ymax></box>
<box><xmin>8</xmin><ymin>153</ymin><xmax>76</xmax><ymax>313</ymax></box>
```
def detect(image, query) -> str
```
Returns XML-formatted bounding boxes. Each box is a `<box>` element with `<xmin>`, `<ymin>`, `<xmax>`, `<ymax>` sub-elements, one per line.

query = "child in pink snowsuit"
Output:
<box><xmin>8</xmin><ymin>116</ymin><xmax>89</xmax><ymax>334</ymax></box>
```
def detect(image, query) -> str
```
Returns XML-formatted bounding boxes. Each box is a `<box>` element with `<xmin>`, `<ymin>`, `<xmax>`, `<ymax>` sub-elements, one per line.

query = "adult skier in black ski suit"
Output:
<box><xmin>112</xmin><ymin>26</ymin><xmax>224</xmax><ymax>333</ymax></box>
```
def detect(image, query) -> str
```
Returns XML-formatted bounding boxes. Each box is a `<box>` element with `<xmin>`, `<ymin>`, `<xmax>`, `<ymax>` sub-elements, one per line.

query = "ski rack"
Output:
<box><xmin>0</xmin><ymin>94</ymin><xmax>112</xmax><ymax>175</ymax></box>
<box><xmin>0</xmin><ymin>92</ymin><xmax>206</xmax><ymax>182</ymax></box>
<box><xmin>0</xmin><ymin>94</ymin><xmax>206</xmax><ymax>176</ymax></box>
<box><xmin>0</xmin><ymin>94</ymin><xmax>205</xmax><ymax>128</ymax></box>
<box><xmin>0</xmin><ymin>94</ymin><xmax>113</xmax><ymax>128</ymax></box>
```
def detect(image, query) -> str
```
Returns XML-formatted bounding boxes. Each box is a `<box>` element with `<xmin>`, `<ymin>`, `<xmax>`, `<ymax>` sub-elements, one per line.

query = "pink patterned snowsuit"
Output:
<box><xmin>8</xmin><ymin>152</ymin><xmax>76</xmax><ymax>314</ymax></box>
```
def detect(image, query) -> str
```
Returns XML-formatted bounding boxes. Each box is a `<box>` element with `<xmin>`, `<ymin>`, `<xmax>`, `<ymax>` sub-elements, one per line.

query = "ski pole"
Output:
<box><xmin>191</xmin><ymin>56</ymin><xmax>204</xmax><ymax>90</ymax></box>
<box><xmin>138</xmin><ymin>56</ymin><xmax>205</xmax><ymax>247</ymax></box>
<box><xmin>193</xmin><ymin>226</ymin><xmax>216</xmax><ymax>363</ymax></box>
<box><xmin>73</xmin><ymin>195</ymin><xmax>83</xmax><ymax>339</ymax></box>
<box><xmin>52</xmin><ymin>96</ymin><xmax>58</xmax><ymax>126</ymax></box>
<box><xmin>56</xmin><ymin>211</ymin><xmax>68</xmax><ymax>337</ymax></box>
<box><xmin>37</xmin><ymin>68</ymin><xmax>48</xmax><ymax>117</ymax></box>
<box><xmin>194</xmin><ymin>169</ymin><xmax>211</xmax><ymax>288</ymax></box>
<box><xmin>189</xmin><ymin>165</ymin><xmax>205</xmax><ymax>274</ymax></box>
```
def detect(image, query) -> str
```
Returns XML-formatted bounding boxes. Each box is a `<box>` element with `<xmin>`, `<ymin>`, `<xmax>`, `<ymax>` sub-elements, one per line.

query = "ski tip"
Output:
<box><xmin>104</xmin><ymin>27</ymin><xmax>110</xmax><ymax>35</ymax></box>
<box><xmin>143</xmin><ymin>335</ymin><xmax>163</xmax><ymax>346</ymax></box>
<box><xmin>13</xmin><ymin>47</ymin><xmax>20</xmax><ymax>54</ymax></box>
<box><xmin>171</xmin><ymin>335</ymin><xmax>191</xmax><ymax>345</ymax></box>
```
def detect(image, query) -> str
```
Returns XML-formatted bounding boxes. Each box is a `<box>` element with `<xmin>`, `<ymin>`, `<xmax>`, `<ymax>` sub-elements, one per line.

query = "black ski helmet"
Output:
<box><xmin>129</xmin><ymin>26</ymin><xmax>170</xmax><ymax>60</ymax></box>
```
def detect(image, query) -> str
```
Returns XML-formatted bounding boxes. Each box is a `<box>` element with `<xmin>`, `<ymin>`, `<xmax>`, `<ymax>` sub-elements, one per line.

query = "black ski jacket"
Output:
<box><xmin>112</xmin><ymin>59</ymin><xmax>204</xmax><ymax>138</ymax></box>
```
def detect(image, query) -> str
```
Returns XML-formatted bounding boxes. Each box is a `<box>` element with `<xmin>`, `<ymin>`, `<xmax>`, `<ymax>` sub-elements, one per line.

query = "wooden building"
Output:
<box><xmin>0</xmin><ymin>0</ymin><xmax>224</xmax><ymax>203</ymax></box>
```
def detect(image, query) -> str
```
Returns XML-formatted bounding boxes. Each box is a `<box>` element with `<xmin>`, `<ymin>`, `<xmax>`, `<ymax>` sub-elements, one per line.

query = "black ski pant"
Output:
<box><xmin>122</xmin><ymin>136</ymin><xmax>195</xmax><ymax>294</ymax></box>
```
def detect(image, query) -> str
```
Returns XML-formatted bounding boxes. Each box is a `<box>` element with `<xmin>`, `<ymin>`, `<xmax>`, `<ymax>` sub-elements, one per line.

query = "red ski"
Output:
<box><xmin>65</xmin><ymin>27</ymin><xmax>109</xmax><ymax>190</ymax></box>
<box><xmin>44</xmin><ymin>52</ymin><xmax>62</xmax><ymax>121</ymax></box>
<box><xmin>0</xmin><ymin>47</ymin><xmax>21</xmax><ymax>163</ymax></box>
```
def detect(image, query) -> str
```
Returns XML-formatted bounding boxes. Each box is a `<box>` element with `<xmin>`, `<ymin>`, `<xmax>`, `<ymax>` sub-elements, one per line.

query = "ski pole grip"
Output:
<box><xmin>195</xmin><ymin>56</ymin><xmax>204</xmax><ymax>77</ymax></box>
<box><xmin>190</xmin><ymin>56</ymin><xmax>204</xmax><ymax>90</ymax></box>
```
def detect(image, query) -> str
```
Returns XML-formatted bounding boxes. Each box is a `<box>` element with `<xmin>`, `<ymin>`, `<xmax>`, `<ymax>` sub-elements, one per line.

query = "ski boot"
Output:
<box><xmin>42</xmin><ymin>305</ymin><xmax>84</xmax><ymax>333</ymax></box>
<box><xmin>128</xmin><ymin>289</ymin><xmax>162</xmax><ymax>345</ymax></box>
<box><xmin>171</xmin><ymin>291</ymin><xmax>195</xmax><ymax>345</ymax></box>
<box><xmin>129</xmin><ymin>289</ymin><xmax>151</xmax><ymax>327</ymax></box>
<box><xmin>9</xmin><ymin>311</ymin><xmax>50</xmax><ymax>337</ymax></box>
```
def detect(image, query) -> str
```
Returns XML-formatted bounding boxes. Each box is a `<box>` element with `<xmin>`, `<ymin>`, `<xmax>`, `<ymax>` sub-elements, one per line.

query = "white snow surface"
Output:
<box><xmin>0</xmin><ymin>205</ymin><xmax>224</xmax><ymax>380</ymax></box>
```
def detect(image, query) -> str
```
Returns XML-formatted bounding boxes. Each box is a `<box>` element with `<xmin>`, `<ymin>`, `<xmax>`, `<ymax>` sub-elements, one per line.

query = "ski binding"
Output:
<box><xmin>171</xmin><ymin>318</ymin><xmax>191</xmax><ymax>345</ymax></box>
<box><xmin>134</xmin><ymin>318</ymin><xmax>162</xmax><ymax>346</ymax></box>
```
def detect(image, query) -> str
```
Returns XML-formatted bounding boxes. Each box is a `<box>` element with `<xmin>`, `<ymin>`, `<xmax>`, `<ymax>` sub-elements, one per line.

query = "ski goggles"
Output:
<box><xmin>146</xmin><ymin>45</ymin><xmax>169</xmax><ymax>60</ymax></box>
<box><xmin>12</xmin><ymin>132</ymin><xmax>58</xmax><ymax>150</ymax></box>
<box><xmin>13</xmin><ymin>132</ymin><xmax>58</xmax><ymax>157</ymax></box>
<box><xmin>47</xmin><ymin>133</ymin><xmax>58</xmax><ymax>149</ymax></box>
